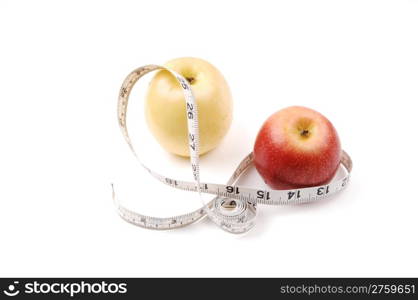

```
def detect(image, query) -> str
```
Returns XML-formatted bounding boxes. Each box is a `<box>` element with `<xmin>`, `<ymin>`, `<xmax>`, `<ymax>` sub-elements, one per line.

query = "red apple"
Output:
<box><xmin>253</xmin><ymin>106</ymin><xmax>341</xmax><ymax>189</ymax></box>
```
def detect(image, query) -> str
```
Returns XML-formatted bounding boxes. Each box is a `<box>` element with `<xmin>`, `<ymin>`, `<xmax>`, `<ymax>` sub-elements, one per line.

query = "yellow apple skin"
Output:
<box><xmin>145</xmin><ymin>57</ymin><xmax>233</xmax><ymax>157</ymax></box>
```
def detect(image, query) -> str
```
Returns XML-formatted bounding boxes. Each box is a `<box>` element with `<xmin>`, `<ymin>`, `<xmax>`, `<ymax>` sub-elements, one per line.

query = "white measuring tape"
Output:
<box><xmin>112</xmin><ymin>64</ymin><xmax>353</xmax><ymax>234</ymax></box>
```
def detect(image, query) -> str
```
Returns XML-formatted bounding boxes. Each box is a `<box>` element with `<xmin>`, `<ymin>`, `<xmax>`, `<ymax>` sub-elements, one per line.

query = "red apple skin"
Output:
<box><xmin>253</xmin><ymin>106</ymin><xmax>341</xmax><ymax>190</ymax></box>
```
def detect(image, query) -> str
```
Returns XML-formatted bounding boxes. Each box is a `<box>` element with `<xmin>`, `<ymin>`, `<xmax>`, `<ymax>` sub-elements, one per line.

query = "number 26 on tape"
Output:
<box><xmin>187</xmin><ymin>103</ymin><xmax>194</xmax><ymax>119</ymax></box>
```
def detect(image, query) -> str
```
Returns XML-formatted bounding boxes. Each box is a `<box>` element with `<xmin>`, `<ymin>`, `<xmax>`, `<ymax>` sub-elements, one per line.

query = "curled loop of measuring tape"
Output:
<box><xmin>112</xmin><ymin>64</ymin><xmax>353</xmax><ymax>234</ymax></box>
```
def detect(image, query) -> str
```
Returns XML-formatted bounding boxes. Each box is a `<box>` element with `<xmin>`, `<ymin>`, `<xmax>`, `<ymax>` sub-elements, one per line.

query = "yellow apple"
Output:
<box><xmin>145</xmin><ymin>57</ymin><xmax>233</xmax><ymax>157</ymax></box>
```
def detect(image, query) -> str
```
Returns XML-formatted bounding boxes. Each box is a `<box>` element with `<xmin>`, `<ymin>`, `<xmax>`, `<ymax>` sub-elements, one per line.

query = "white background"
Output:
<box><xmin>1</xmin><ymin>0</ymin><xmax>417</xmax><ymax>277</ymax></box>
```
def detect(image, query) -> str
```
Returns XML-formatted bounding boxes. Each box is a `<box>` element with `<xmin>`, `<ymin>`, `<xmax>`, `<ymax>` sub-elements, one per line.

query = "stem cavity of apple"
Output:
<box><xmin>300</xmin><ymin>129</ymin><xmax>310</xmax><ymax>138</ymax></box>
<box><xmin>185</xmin><ymin>77</ymin><xmax>195</xmax><ymax>84</ymax></box>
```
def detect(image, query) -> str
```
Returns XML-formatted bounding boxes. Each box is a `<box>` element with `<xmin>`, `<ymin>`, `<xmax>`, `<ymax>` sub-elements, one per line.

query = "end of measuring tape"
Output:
<box><xmin>113</xmin><ymin>64</ymin><xmax>353</xmax><ymax>234</ymax></box>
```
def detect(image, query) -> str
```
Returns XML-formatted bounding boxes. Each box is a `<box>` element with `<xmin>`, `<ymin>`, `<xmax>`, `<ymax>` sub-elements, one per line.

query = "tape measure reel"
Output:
<box><xmin>112</xmin><ymin>64</ymin><xmax>352</xmax><ymax>234</ymax></box>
